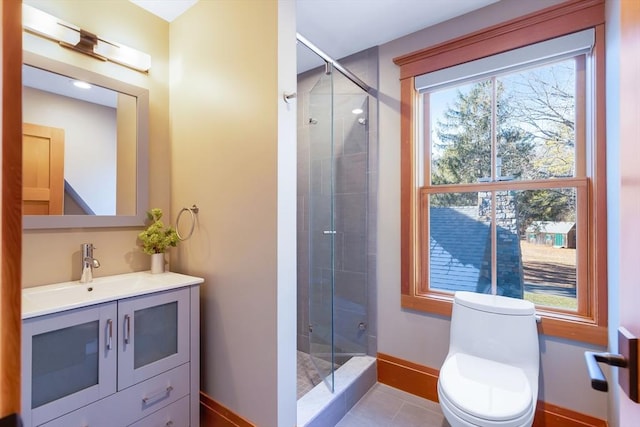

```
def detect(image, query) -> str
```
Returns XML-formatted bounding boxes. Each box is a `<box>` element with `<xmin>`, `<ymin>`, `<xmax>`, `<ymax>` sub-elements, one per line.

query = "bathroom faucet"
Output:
<box><xmin>80</xmin><ymin>243</ymin><xmax>100</xmax><ymax>283</ymax></box>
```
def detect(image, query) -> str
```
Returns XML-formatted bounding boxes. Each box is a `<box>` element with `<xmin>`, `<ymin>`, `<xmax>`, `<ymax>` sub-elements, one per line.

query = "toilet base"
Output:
<box><xmin>438</xmin><ymin>384</ymin><xmax>535</xmax><ymax>427</ymax></box>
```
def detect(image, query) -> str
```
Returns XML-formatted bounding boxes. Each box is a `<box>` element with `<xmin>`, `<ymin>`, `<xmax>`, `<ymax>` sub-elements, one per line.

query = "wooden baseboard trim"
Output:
<box><xmin>377</xmin><ymin>353</ymin><xmax>607</xmax><ymax>427</ymax></box>
<box><xmin>200</xmin><ymin>392</ymin><xmax>256</xmax><ymax>427</ymax></box>
<box><xmin>534</xmin><ymin>401</ymin><xmax>607</xmax><ymax>427</ymax></box>
<box><xmin>377</xmin><ymin>352</ymin><xmax>440</xmax><ymax>402</ymax></box>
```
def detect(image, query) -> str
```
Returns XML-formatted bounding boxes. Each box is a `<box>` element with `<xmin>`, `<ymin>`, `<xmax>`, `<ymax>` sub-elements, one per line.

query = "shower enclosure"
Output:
<box><xmin>297</xmin><ymin>35</ymin><xmax>375</xmax><ymax>396</ymax></box>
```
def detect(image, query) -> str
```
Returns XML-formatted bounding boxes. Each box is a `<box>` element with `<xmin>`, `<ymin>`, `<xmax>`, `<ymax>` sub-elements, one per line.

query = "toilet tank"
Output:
<box><xmin>449</xmin><ymin>291</ymin><xmax>539</xmax><ymax>370</ymax></box>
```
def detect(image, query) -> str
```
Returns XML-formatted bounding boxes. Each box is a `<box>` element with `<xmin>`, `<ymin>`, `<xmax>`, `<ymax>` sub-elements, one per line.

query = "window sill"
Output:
<box><xmin>401</xmin><ymin>294</ymin><xmax>607</xmax><ymax>346</ymax></box>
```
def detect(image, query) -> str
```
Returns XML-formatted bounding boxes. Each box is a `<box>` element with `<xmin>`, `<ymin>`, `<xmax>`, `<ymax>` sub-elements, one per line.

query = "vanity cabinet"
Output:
<box><xmin>22</xmin><ymin>280</ymin><xmax>200</xmax><ymax>427</ymax></box>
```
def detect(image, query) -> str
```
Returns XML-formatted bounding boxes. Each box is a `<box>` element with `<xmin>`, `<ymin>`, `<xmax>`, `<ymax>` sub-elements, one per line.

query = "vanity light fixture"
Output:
<box><xmin>72</xmin><ymin>81</ymin><xmax>92</xmax><ymax>89</ymax></box>
<box><xmin>22</xmin><ymin>4</ymin><xmax>151</xmax><ymax>73</ymax></box>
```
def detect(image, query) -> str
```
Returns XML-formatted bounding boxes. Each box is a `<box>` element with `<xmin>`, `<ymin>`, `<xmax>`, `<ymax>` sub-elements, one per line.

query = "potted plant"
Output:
<box><xmin>138</xmin><ymin>208</ymin><xmax>179</xmax><ymax>273</ymax></box>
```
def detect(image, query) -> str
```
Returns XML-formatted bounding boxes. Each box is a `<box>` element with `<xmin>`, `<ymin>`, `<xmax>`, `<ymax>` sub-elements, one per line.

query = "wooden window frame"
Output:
<box><xmin>395</xmin><ymin>0</ymin><xmax>607</xmax><ymax>346</ymax></box>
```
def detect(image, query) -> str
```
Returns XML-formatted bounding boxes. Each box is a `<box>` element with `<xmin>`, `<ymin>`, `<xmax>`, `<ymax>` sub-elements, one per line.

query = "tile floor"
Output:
<box><xmin>335</xmin><ymin>383</ymin><xmax>451</xmax><ymax>427</ymax></box>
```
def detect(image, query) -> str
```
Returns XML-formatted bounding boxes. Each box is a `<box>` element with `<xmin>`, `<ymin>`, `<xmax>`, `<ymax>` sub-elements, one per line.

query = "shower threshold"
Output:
<box><xmin>297</xmin><ymin>355</ymin><xmax>376</xmax><ymax>427</ymax></box>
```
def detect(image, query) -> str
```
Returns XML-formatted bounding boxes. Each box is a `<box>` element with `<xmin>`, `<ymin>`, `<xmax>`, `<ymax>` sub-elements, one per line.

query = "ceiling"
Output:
<box><xmin>129</xmin><ymin>0</ymin><xmax>198</xmax><ymax>22</ymax></box>
<box><xmin>23</xmin><ymin>65</ymin><xmax>118</xmax><ymax>107</ymax></box>
<box><xmin>296</xmin><ymin>0</ymin><xmax>498</xmax><ymax>72</ymax></box>
<box><xmin>129</xmin><ymin>0</ymin><xmax>499</xmax><ymax>73</ymax></box>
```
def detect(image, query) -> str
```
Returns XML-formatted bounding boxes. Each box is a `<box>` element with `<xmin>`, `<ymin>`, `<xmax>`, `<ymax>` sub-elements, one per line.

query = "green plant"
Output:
<box><xmin>138</xmin><ymin>208</ymin><xmax>179</xmax><ymax>254</ymax></box>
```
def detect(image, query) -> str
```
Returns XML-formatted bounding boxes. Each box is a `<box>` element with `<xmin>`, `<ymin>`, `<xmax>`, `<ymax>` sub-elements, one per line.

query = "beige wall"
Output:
<box><xmin>377</xmin><ymin>0</ymin><xmax>609</xmax><ymax>420</ymax></box>
<box><xmin>22</xmin><ymin>0</ymin><xmax>170</xmax><ymax>287</ymax></box>
<box><xmin>169</xmin><ymin>1</ymin><xmax>296</xmax><ymax>425</ymax></box>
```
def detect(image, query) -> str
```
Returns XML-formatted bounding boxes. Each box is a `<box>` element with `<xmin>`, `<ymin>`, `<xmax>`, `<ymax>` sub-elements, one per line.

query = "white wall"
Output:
<box><xmin>605</xmin><ymin>1</ymin><xmax>621</xmax><ymax>424</ymax></box>
<box><xmin>377</xmin><ymin>0</ymin><xmax>608</xmax><ymax>419</ymax></box>
<box><xmin>23</xmin><ymin>87</ymin><xmax>117</xmax><ymax>215</ymax></box>
<box><xmin>606</xmin><ymin>0</ymin><xmax>640</xmax><ymax>425</ymax></box>
<box><xmin>276</xmin><ymin>2</ymin><xmax>298</xmax><ymax>424</ymax></box>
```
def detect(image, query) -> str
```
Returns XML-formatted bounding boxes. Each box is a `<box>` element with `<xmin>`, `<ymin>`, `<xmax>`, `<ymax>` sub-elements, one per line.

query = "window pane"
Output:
<box><xmin>429</xmin><ymin>81</ymin><xmax>492</xmax><ymax>185</ymax></box>
<box><xmin>497</xmin><ymin>59</ymin><xmax>577</xmax><ymax>181</ymax></box>
<box><xmin>429</xmin><ymin>187</ymin><xmax>578</xmax><ymax>309</ymax></box>
<box><xmin>493</xmin><ymin>191</ymin><xmax>524</xmax><ymax>299</ymax></box>
<box><xmin>429</xmin><ymin>192</ymin><xmax>492</xmax><ymax>294</ymax></box>
<box><xmin>504</xmin><ymin>188</ymin><xmax>577</xmax><ymax>310</ymax></box>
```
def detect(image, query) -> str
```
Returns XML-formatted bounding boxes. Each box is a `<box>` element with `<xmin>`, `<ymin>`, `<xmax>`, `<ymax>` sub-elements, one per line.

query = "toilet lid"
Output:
<box><xmin>439</xmin><ymin>353</ymin><xmax>533</xmax><ymax>421</ymax></box>
<box><xmin>455</xmin><ymin>291</ymin><xmax>535</xmax><ymax>316</ymax></box>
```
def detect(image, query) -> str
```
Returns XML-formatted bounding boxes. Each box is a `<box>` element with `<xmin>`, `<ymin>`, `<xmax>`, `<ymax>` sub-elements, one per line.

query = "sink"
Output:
<box><xmin>22</xmin><ymin>271</ymin><xmax>204</xmax><ymax>319</ymax></box>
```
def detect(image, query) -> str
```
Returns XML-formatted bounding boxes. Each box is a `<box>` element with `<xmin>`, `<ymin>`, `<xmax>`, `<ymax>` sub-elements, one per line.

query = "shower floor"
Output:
<box><xmin>297</xmin><ymin>351</ymin><xmax>339</xmax><ymax>399</ymax></box>
<box><xmin>297</xmin><ymin>355</ymin><xmax>377</xmax><ymax>427</ymax></box>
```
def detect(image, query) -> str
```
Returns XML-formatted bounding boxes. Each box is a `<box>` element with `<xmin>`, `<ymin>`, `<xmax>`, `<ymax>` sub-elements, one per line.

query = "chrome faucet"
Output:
<box><xmin>80</xmin><ymin>243</ymin><xmax>100</xmax><ymax>283</ymax></box>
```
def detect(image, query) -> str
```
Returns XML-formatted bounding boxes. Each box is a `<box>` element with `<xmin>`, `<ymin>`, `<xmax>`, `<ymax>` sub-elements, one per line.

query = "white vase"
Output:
<box><xmin>150</xmin><ymin>253</ymin><xmax>165</xmax><ymax>274</ymax></box>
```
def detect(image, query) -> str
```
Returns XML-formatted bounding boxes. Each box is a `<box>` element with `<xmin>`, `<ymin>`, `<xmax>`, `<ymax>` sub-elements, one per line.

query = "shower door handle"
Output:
<box><xmin>323</xmin><ymin>230</ymin><xmax>336</xmax><ymax>235</ymax></box>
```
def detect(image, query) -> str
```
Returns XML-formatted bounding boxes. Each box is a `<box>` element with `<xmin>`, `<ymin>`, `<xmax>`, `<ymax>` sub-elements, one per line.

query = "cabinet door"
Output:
<box><xmin>22</xmin><ymin>302</ymin><xmax>117</xmax><ymax>427</ymax></box>
<box><xmin>118</xmin><ymin>288</ymin><xmax>190</xmax><ymax>389</ymax></box>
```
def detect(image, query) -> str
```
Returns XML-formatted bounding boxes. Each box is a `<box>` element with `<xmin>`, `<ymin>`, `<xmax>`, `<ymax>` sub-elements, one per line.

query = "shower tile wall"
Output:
<box><xmin>297</xmin><ymin>47</ymin><xmax>379</xmax><ymax>359</ymax></box>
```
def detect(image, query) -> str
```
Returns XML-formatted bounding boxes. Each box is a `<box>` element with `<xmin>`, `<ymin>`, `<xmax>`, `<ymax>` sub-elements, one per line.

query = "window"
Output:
<box><xmin>395</xmin><ymin>1</ymin><xmax>606</xmax><ymax>345</ymax></box>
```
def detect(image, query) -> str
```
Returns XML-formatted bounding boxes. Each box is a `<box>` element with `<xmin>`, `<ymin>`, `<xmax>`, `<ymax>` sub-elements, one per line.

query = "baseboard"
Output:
<box><xmin>377</xmin><ymin>352</ymin><xmax>440</xmax><ymax>402</ymax></box>
<box><xmin>534</xmin><ymin>401</ymin><xmax>607</xmax><ymax>427</ymax></box>
<box><xmin>377</xmin><ymin>353</ymin><xmax>607</xmax><ymax>427</ymax></box>
<box><xmin>200</xmin><ymin>392</ymin><xmax>256</xmax><ymax>427</ymax></box>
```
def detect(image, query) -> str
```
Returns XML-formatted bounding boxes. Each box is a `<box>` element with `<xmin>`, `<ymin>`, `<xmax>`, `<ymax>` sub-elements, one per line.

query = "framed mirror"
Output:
<box><xmin>22</xmin><ymin>52</ymin><xmax>149</xmax><ymax>229</ymax></box>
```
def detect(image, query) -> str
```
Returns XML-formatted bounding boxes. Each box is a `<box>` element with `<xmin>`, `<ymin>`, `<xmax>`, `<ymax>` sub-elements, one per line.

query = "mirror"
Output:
<box><xmin>22</xmin><ymin>52</ymin><xmax>149</xmax><ymax>229</ymax></box>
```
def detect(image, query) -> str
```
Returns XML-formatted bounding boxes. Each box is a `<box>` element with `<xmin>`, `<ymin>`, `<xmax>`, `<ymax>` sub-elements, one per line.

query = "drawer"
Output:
<box><xmin>39</xmin><ymin>364</ymin><xmax>190</xmax><ymax>427</ymax></box>
<box><xmin>118</xmin><ymin>363</ymin><xmax>190</xmax><ymax>424</ymax></box>
<box><xmin>38</xmin><ymin>394</ymin><xmax>121</xmax><ymax>427</ymax></box>
<box><xmin>127</xmin><ymin>395</ymin><xmax>190</xmax><ymax>427</ymax></box>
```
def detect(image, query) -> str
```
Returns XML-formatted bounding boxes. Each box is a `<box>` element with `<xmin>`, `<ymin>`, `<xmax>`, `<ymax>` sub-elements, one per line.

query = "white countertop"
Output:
<box><xmin>22</xmin><ymin>271</ymin><xmax>204</xmax><ymax>319</ymax></box>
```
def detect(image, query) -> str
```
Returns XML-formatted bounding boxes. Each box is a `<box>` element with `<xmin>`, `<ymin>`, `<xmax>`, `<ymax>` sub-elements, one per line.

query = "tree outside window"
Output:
<box><xmin>420</xmin><ymin>58</ymin><xmax>582</xmax><ymax>311</ymax></box>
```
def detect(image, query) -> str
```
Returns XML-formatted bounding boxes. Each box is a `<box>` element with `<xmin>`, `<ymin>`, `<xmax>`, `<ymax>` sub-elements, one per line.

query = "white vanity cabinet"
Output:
<box><xmin>21</xmin><ymin>272</ymin><xmax>202</xmax><ymax>427</ymax></box>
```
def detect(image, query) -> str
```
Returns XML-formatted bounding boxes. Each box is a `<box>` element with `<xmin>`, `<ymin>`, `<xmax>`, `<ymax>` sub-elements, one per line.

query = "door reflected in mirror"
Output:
<box><xmin>23</xmin><ymin>64</ymin><xmax>137</xmax><ymax>216</ymax></box>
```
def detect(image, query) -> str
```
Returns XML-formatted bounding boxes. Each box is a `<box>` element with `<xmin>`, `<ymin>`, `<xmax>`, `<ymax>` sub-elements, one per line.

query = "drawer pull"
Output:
<box><xmin>142</xmin><ymin>385</ymin><xmax>174</xmax><ymax>404</ymax></box>
<box><xmin>166</xmin><ymin>422</ymin><xmax>174</xmax><ymax>427</ymax></box>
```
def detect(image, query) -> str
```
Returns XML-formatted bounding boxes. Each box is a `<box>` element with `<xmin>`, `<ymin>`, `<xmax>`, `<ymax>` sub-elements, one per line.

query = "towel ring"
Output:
<box><xmin>176</xmin><ymin>204</ymin><xmax>199</xmax><ymax>241</ymax></box>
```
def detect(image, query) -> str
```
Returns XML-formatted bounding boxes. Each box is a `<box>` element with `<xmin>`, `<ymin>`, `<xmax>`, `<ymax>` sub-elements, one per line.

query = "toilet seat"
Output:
<box><xmin>439</xmin><ymin>353</ymin><xmax>534</xmax><ymax>426</ymax></box>
<box><xmin>438</xmin><ymin>388</ymin><xmax>534</xmax><ymax>427</ymax></box>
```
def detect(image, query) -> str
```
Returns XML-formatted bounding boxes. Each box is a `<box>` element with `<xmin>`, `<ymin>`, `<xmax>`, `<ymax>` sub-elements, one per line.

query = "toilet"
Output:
<box><xmin>438</xmin><ymin>291</ymin><xmax>539</xmax><ymax>427</ymax></box>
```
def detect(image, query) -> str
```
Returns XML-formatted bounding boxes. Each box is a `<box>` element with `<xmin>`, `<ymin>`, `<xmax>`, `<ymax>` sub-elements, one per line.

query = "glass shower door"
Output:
<box><xmin>332</xmin><ymin>88</ymin><xmax>369</xmax><ymax>362</ymax></box>
<box><xmin>308</xmin><ymin>70</ymin><xmax>336</xmax><ymax>391</ymax></box>
<box><xmin>307</xmin><ymin>66</ymin><xmax>371</xmax><ymax>392</ymax></box>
